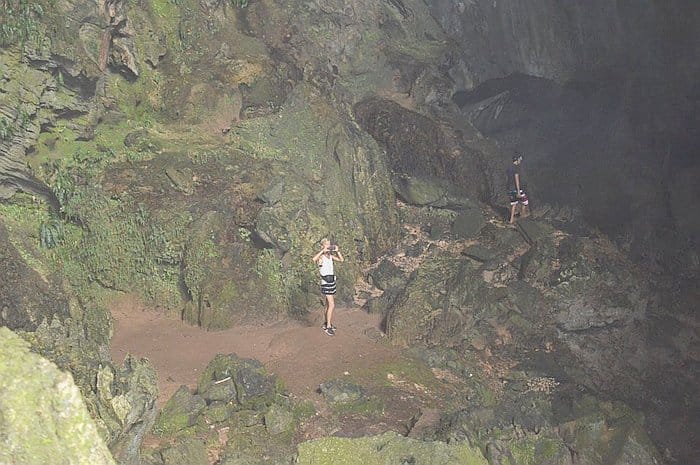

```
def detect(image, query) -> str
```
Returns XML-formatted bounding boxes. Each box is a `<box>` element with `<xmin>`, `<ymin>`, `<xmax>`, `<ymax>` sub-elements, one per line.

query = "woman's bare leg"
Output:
<box><xmin>325</xmin><ymin>295</ymin><xmax>335</xmax><ymax>328</ymax></box>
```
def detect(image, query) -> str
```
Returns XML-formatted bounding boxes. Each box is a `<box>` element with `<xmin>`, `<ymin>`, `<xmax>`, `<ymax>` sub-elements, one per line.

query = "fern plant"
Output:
<box><xmin>40</xmin><ymin>220</ymin><xmax>64</xmax><ymax>249</ymax></box>
<box><xmin>0</xmin><ymin>0</ymin><xmax>45</xmax><ymax>46</ymax></box>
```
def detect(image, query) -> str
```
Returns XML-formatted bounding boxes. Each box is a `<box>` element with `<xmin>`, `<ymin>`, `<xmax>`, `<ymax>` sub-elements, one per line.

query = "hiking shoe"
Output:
<box><xmin>324</xmin><ymin>326</ymin><xmax>335</xmax><ymax>336</ymax></box>
<box><xmin>322</xmin><ymin>323</ymin><xmax>337</xmax><ymax>331</ymax></box>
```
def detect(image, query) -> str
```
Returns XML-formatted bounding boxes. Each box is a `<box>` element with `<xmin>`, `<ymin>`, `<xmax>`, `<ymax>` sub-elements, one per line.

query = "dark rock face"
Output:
<box><xmin>455</xmin><ymin>73</ymin><xmax>700</xmax><ymax>273</ymax></box>
<box><xmin>354</xmin><ymin>97</ymin><xmax>494</xmax><ymax>204</ymax></box>
<box><xmin>430</xmin><ymin>0</ymin><xmax>700</xmax><ymax>273</ymax></box>
<box><xmin>451</xmin><ymin>207</ymin><xmax>486</xmax><ymax>239</ymax></box>
<box><xmin>428</xmin><ymin>0</ymin><xmax>700</xmax><ymax>86</ymax></box>
<box><xmin>0</xmin><ymin>222</ymin><xmax>69</xmax><ymax>331</ymax></box>
<box><xmin>375</xmin><ymin>211</ymin><xmax>697</xmax><ymax>463</ymax></box>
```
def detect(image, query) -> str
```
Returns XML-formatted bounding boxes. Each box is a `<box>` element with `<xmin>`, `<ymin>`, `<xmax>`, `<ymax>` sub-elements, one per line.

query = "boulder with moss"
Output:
<box><xmin>198</xmin><ymin>353</ymin><xmax>283</xmax><ymax>410</ymax></box>
<box><xmin>437</xmin><ymin>394</ymin><xmax>662</xmax><ymax>465</ymax></box>
<box><xmin>0</xmin><ymin>327</ymin><xmax>116</xmax><ymax>465</ymax></box>
<box><xmin>160</xmin><ymin>439</ymin><xmax>209</xmax><ymax>465</ymax></box>
<box><xmin>153</xmin><ymin>385</ymin><xmax>207</xmax><ymax>436</ymax></box>
<box><xmin>151</xmin><ymin>353</ymin><xmax>301</xmax><ymax>463</ymax></box>
<box><xmin>296</xmin><ymin>431</ymin><xmax>488</xmax><ymax>465</ymax></box>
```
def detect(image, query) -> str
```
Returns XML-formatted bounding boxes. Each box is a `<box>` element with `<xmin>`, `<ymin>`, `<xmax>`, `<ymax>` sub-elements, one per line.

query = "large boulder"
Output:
<box><xmin>354</xmin><ymin>97</ymin><xmax>494</xmax><ymax>204</ymax></box>
<box><xmin>0</xmin><ymin>327</ymin><xmax>116</xmax><ymax>465</ymax></box>
<box><xmin>296</xmin><ymin>431</ymin><xmax>487</xmax><ymax>465</ymax></box>
<box><xmin>197</xmin><ymin>354</ymin><xmax>282</xmax><ymax>410</ymax></box>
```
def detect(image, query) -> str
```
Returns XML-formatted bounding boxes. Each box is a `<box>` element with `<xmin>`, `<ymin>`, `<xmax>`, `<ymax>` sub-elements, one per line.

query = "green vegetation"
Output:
<box><xmin>39</xmin><ymin>219</ymin><xmax>64</xmax><ymax>249</ymax></box>
<box><xmin>255</xmin><ymin>248</ymin><xmax>293</xmax><ymax>309</ymax></box>
<box><xmin>0</xmin><ymin>194</ymin><xmax>55</xmax><ymax>279</ymax></box>
<box><xmin>332</xmin><ymin>396</ymin><xmax>385</xmax><ymax>418</ymax></box>
<box><xmin>0</xmin><ymin>0</ymin><xmax>48</xmax><ymax>46</ymax></box>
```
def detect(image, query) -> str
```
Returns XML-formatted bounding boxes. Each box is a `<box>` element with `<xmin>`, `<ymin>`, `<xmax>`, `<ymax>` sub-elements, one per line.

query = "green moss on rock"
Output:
<box><xmin>0</xmin><ymin>327</ymin><xmax>116</xmax><ymax>465</ymax></box>
<box><xmin>296</xmin><ymin>431</ymin><xmax>487</xmax><ymax>465</ymax></box>
<box><xmin>153</xmin><ymin>385</ymin><xmax>206</xmax><ymax>436</ymax></box>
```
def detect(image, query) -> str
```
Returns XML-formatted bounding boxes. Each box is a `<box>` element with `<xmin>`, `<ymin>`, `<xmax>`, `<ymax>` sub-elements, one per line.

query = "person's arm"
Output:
<box><xmin>333</xmin><ymin>248</ymin><xmax>345</xmax><ymax>262</ymax></box>
<box><xmin>312</xmin><ymin>246</ymin><xmax>327</xmax><ymax>264</ymax></box>
<box><xmin>514</xmin><ymin>173</ymin><xmax>521</xmax><ymax>195</ymax></box>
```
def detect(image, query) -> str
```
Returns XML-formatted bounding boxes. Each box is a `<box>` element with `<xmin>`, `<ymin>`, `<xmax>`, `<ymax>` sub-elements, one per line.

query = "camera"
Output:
<box><xmin>328</xmin><ymin>245</ymin><xmax>337</xmax><ymax>252</ymax></box>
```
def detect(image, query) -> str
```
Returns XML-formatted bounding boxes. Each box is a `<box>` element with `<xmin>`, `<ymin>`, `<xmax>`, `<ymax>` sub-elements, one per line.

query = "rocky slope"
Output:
<box><xmin>0</xmin><ymin>0</ymin><xmax>697</xmax><ymax>464</ymax></box>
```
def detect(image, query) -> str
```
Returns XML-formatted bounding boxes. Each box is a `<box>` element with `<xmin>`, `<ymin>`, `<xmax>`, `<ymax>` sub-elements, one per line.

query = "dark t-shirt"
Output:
<box><xmin>506</xmin><ymin>163</ymin><xmax>521</xmax><ymax>190</ymax></box>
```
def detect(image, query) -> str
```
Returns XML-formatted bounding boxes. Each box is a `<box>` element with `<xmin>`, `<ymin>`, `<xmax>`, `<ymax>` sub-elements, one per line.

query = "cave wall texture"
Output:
<box><xmin>431</xmin><ymin>0</ymin><xmax>700</xmax><ymax>271</ymax></box>
<box><xmin>0</xmin><ymin>0</ymin><xmax>698</xmax><ymax>464</ymax></box>
<box><xmin>429</xmin><ymin>0</ymin><xmax>700</xmax><ymax>86</ymax></box>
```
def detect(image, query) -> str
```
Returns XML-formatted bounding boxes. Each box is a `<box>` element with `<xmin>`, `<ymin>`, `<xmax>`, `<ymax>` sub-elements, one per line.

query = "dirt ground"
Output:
<box><xmin>109</xmin><ymin>294</ymin><xmax>459</xmax><ymax>443</ymax></box>
<box><xmin>109</xmin><ymin>295</ymin><xmax>403</xmax><ymax>406</ymax></box>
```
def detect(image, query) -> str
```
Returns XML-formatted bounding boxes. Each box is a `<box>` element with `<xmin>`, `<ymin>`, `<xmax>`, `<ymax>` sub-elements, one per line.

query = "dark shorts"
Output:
<box><xmin>321</xmin><ymin>275</ymin><xmax>336</xmax><ymax>295</ymax></box>
<box><xmin>508</xmin><ymin>190</ymin><xmax>529</xmax><ymax>206</ymax></box>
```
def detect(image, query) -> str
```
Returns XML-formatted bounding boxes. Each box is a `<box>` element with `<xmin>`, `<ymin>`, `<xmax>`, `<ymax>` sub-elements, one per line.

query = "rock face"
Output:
<box><xmin>455</xmin><ymin>71</ymin><xmax>700</xmax><ymax>273</ymax></box>
<box><xmin>0</xmin><ymin>327</ymin><xmax>116</xmax><ymax>465</ymax></box>
<box><xmin>430</xmin><ymin>0</ymin><xmax>700</xmax><ymax>272</ymax></box>
<box><xmin>428</xmin><ymin>0</ymin><xmax>700</xmax><ymax>86</ymax></box>
<box><xmin>0</xmin><ymin>210</ymin><xmax>158</xmax><ymax>465</ymax></box>
<box><xmin>374</xmin><ymin>209</ymin><xmax>695</xmax><ymax>463</ymax></box>
<box><xmin>1</xmin><ymin>0</ymin><xmax>698</xmax><ymax>463</ymax></box>
<box><xmin>436</xmin><ymin>394</ymin><xmax>662</xmax><ymax>465</ymax></box>
<box><xmin>0</xmin><ymin>222</ymin><xmax>69</xmax><ymax>331</ymax></box>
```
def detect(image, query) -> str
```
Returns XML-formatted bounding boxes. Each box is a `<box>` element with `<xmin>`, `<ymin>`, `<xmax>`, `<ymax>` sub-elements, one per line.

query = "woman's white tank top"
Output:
<box><xmin>319</xmin><ymin>254</ymin><xmax>334</xmax><ymax>276</ymax></box>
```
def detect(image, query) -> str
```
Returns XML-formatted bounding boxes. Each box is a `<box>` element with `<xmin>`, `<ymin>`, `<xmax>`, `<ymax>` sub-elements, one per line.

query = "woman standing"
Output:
<box><xmin>311</xmin><ymin>238</ymin><xmax>344</xmax><ymax>336</ymax></box>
